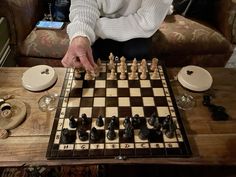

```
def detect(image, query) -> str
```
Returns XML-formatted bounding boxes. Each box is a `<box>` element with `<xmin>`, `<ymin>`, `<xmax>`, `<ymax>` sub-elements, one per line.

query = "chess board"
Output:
<box><xmin>46</xmin><ymin>60</ymin><xmax>191</xmax><ymax>159</ymax></box>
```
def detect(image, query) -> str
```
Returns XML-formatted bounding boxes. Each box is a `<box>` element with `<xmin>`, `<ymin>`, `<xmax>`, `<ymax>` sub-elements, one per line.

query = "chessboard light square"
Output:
<box><xmin>140</xmin><ymin>80</ymin><xmax>151</xmax><ymax>88</ymax></box>
<box><xmin>95</xmin><ymin>80</ymin><xmax>106</xmax><ymax>88</ymax></box>
<box><xmin>129</xmin><ymin>88</ymin><xmax>141</xmax><ymax>97</ymax></box>
<box><xmin>82</xmin><ymin>88</ymin><xmax>94</xmax><ymax>97</ymax></box>
<box><xmin>105</xmin><ymin>130</ymin><xmax>119</xmax><ymax>143</ymax></box>
<box><xmin>142</xmin><ymin>97</ymin><xmax>155</xmax><ymax>106</ymax></box>
<box><xmin>153</xmin><ymin>88</ymin><xmax>165</xmax><ymax>96</ymax></box>
<box><xmin>106</xmin><ymin>88</ymin><xmax>117</xmax><ymax>97</ymax></box>
<box><xmin>157</xmin><ymin>107</ymin><xmax>170</xmax><ymax>117</ymax></box>
<box><xmin>72</xmin><ymin>80</ymin><xmax>83</xmax><ymax>88</ymax></box>
<box><xmin>131</xmin><ymin>107</ymin><xmax>144</xmax><ymax>117</ymax></box>
<box><xmin>118</xmin><ymin>97</ymin><xmax>130</xmax><ymax>106</ymax></box>
<box><xmin>68</xmin><ymin>98</ymin><xmax>81</xmax><ymax>107</ymax></box>
<box><xmin>79</xmin><ymin>107</ymin><xmax>92</xmax><ymax>117</ymax></box>
<box><xmin>106</xmin><ymin>107</ymin><xmax>118</xmax><ymax>117</ymax></box>
<box><xmin>93</xmin><ymin>97</ymin><xmax>105</xmax><ymax>107</ymax></box>
<box><xmin>118</xmin><ymin>80</ymin><xmax>129</xmax><ymax>88</ymax></box>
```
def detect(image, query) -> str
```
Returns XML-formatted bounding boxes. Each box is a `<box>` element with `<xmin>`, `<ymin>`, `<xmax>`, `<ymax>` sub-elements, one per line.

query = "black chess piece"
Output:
<box><xmin>162</xmin><ymin>115</ymin><xmax>171</xmax><ymax>130</ymax></box>
<box><xmin>164</xmin><ymin>118</ymin><xmax>176</xmax><ymax>139</ymax></box>
<box><xmin>69</xmin><ymin>116</ymin><xmax>77</xmax><ymax>128</ymax></box>
<box><xmin>90</xmin><ymin>127</ymin><xmax>99</xmax><ymax>141</ymax></box>
<box><xmin>108</xmin><ymin>116</ymin><xmax>117</xmax><ymax>129</ymax></box>
<box><xmin>96</xmin><ymin>115</ymin><xmax>104</xmax><ymax>127</ymax></box>
<box><xmin>81</xmin><ymin>113</ymin><xmax>90</xmax><ymax>125</ymax></box>
<box><xmin>153</xmin><ymin>118</ymin><xmax>162</xmax><ymax>136</ymax></box>
<box><xmin>78</xmin><ymin>129</ymin><xmax>89</xmax><ymax>141</ymax></box>
<box><xmin>61</xmin><ymin>128</ymin><xmax>76</xmax><ymax>144</ymax></box>
<box><xmin>203</xmin><ymin>95</ymin><xmax>211</xmax><ymax>106</ymax></box>
<box><xmin>148</xmin><ymin>112</ymin><xmax>157</xmax><ymax>126</ymax></box>
<box><xmin>107</xmin><ymin>125</ymin><xmax>116</xmax><ymax>140</ymax></box>
<box><xmin>123</xmin><ymin>123</ymin><xmax>133</xmax><ymax>139</ymax></box>
<box><xmin>138</xmin><ymin>126</ymin><xmax>150</xmax><ymax>140</ymax></box>
<box><xmin>131</xmin><ymin>114</ymin><xmax>141</xmax><ymax>128</ymax></box>
<box><xmin>123</xmin><ymin>116</ymin><xmax>131</xmax><ymax>127</ymax></box>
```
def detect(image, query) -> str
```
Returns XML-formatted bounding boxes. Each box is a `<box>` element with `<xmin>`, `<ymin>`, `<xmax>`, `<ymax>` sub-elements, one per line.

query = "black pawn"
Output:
<box><xmin>131</xmin><ymin>114</ymin><xmax>141</xmax><ymax>128</ymax></box>
<box><xmin>61</xmin><ymin>128</ymin><xmax>75</xmax><ymax>144</ymax></box>
<box><xmin>162</xmin><ymin>115</ymin><xmax>171</xmax><ymax>130</ymax></box>
<box><xmin>81</xmin><ymin>113</ymin><xmax>90</xmax><ymax>125</ymax></box>
<box><xmin>123</xmin><ymin>116</ymin><xmax>131</xmax><ymax>127</ymax></box>
<box><xmin>90</xmin><ymin>127</ymin><xmax>99</xmax><ymax>141</ymax></box>
<box><xmin>148</xmin><ymin>113</ymin><xmax>157</xmax><ymax>126</ymax></box>
<box><xmin>107</xmin><ymin>125</ymin><xmax>116</xmax><ymax>140</ymax></box>
<box><xmin>138</xmin><ymin>126</ymin><xmax>150</xmax><ymax>140</ymax></box>
<box><xmin>165</xmin><ymin>119</ymin><xmax>176</xmax><ymax>139</ymax></box>
<box><xmin>123</xmin><ymin>123</ymin><xmax>133</xmax><ymax>139</ymax></box>
<box><xmin>96</xmin><ymin>115</ymin><xmax>104</xmax><ymax>127</ymax></box>
<box><xmin>153</xmin><ymin>119</ymin><xmax>162</xmax><ymax>136</ymax></box>
<box><xmin>69</xmin><ymin>116</ymin><xmax>77</xmax><ymax>128</ymax></box>
<box><xmin>78</xmin><ymin>129</ymin><xmax>89</xmax><ymax>141</ymax></box>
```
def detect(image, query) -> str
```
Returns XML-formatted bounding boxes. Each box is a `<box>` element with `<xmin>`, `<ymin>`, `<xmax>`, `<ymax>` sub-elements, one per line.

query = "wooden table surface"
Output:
<box><xmin>0</xmin><ymin>67</ymin><xmax>236</xmax><ymax>167</ymax></box>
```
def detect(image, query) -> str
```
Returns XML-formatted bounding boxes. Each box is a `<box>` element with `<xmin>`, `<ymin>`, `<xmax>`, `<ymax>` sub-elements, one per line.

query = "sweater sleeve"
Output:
<box><xmin>95</xmin><ymin>0</ymin><xmax>173</xmax><ymax>41</ymax></box>
<box><xmin>67</xmin><ymin>0</ymin><xmax>100</xmax><ymax>44</ymax></box>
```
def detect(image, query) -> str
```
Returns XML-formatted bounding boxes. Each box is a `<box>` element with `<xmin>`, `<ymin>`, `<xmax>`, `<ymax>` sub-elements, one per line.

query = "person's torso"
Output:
<box><xmin>97</xmin><ymin>0</ymin><xmax>142</xmax><ymax>18</ymax></box>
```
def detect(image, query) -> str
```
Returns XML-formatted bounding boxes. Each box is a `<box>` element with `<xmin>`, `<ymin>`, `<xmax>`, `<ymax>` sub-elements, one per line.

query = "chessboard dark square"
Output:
<box><xmin>117</xmin><ymin>88</ymin><xmax>130</xmax><ymax>97</ymax></box>
<box><xmin>154</xmin><ymin>97</ymin><xmax>168</xmax><ymax>106</ymax></box>
<box><xmin>65</xmin><ymin>107</ymin><xmax>79</xmax><ymax>118</ymax></box>
<box><xmin>80</xmin><ymin>98</ymin><xmax>93</xmax><ymax>107</ymax></box>
<box><xmin>83</xmin><ymin>80</ymin><xmax>95</xmax><ymax>88</ymax></box>
<box><xmin>143</xmin><ymin>107</ymin><xmax>157</xmax><ymax>117</ymax></box>
<box><xmin>140</xmin><ymin>88</ymin><xmax>154</xmax><ymax>97</ymax></box>
<box><xmin>149</xmin><ymin>129</ymin><xmax>164</xmax><ymax>143</ymax></box>
<box><xmin>106</xmin><ymin>80</ymin><xmax>117</xmax><ymax>88</ymax></box>
<box><xmin>96</xmin><ymin>72</ymin><xmax>107</xmax><ymax>80</ymax></box>
<box><xmin>105</xmin><ymin>97</ymin><xmax>118</xmax><ymax>107</ymax></box>
<box><xmin>128</xmin><ymin>80</ymin><xmax>141</xmax><ymax>88</ymax></box>
<box><xmin>150</xmin><ymin>80</ymin><xmax>163</xmax><ymax>87</ymax></box>
<box><xmin>119</xmin><ymin>130</ymin><xmax>134</xmax><ymax>143</ymax></box>
<box><xmin>92</xmin><ymin>107</ymin><xmax>105</xmax><ymax>118</ymax></box>
<box><xmin>118</xmin><ymin>107</ymin><xmax>132</xmax><ymax>117</ymax></box>
<box><xmin>69</xmin><ymin>88</ymin><xmax>83</xmax><ymax>97</ymax></box>
<box><xmin>94</xmin><ymin>88</ymin><xmax>106</xmax><ymax>97</ymax></box>
<box><xmin>130</xmin><ymin>97</ymin><xmax>143</xmax><ymax>106</ymax></box>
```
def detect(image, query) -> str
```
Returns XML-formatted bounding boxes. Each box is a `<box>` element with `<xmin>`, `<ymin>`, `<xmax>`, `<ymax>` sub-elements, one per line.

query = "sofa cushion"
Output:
<box><xmin>152</xmin><ymin>15</ymin><xmax>232</xmax><ymax>56</ymax></box>
<box><xmin>20</xmin><ymin>24</ymin><xmax>69</xmax><ymax>59</ymax></box>
<box><xmin>20</xmin><ymin>15</ymin><xmax>232</xmax><ymax>60</ymax></box>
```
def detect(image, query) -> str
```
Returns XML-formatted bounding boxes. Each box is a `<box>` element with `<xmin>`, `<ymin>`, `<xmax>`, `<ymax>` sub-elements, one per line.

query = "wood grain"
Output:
<box><xmin>0</xmin><ymin>67</ymin><xmax>236</xmax><ymax>167</ymax></box>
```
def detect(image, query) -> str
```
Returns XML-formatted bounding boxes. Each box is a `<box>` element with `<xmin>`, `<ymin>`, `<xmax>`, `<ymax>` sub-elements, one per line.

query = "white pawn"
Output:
<box><xmin>150</xmin><ymin>58</ymin><xmax>158</xmax><ymax>71</ymax></box>
<box><xmin>151</xmin><ymin>68</ymin><xmax>158</xmax><ymax>79</ymax></box>
<box><xmin>140</xmin><ymin>66</ymin><xmax>147</xmax><ymax>80</ymax></box>
<box><xmin>119</xmin><ymin>65</ymin><xmax>126</xmax><ymax>80</ymax></box>
<box><xmin>108</xmin><ymin>69</ymin><xmax>116</xmax><ymax>80</ymax></box>
<box><xmin>140</xmin><ymin>59</ymin><xmax>147</xmax><ymax>71</ymax></box>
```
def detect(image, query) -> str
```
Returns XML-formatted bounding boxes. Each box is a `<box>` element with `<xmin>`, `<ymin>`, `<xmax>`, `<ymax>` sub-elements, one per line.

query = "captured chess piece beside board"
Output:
<box><xmin>46</xmin><ymin>53</ymin><xmax>192</xmax><ymax>159</ymax></box>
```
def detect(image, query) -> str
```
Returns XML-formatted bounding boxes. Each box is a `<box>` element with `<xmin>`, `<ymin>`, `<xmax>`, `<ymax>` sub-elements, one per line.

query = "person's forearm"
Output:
<box><xmin>95</xmin><ymin>0</ymin><xmax>173</xmax><ymax>41</ymax></box>
<box><xmin>67</xmin><ymin>0</ymin><xmax>100</xmax><ymax>44</ymax></box>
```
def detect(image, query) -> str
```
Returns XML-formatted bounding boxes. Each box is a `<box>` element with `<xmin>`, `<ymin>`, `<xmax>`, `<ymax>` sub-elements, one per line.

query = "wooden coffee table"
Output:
<box><xmin>0</xmin><ymin>67</ymin><xmax>236</xmax><ymax>167</ymax></box>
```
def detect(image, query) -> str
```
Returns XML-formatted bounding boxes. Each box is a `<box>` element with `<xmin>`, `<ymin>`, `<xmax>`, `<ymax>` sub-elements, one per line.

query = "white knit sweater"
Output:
<box><xmin>67</xmin><ymin>0</ymin><xmax>173</xmax><ymax>44</ymax></box>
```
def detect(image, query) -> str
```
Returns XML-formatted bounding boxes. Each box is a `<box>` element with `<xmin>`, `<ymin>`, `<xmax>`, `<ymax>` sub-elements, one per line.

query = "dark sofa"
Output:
<box><xmin>0</xmin><ymin>0</ymin><xmax>235</xmax><ymax>67</ymax></box>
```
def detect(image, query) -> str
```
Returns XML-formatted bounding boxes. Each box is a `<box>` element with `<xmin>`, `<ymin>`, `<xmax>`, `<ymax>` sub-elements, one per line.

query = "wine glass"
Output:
<box><xmin>38</xmin><ymin>91</ymin><xmax>59</xmax><ymax>112</ymax></box>
<box><xmin>175</xmin><ymin>93</ymin><xmax>196</xmax><ymax>110</ymax></box>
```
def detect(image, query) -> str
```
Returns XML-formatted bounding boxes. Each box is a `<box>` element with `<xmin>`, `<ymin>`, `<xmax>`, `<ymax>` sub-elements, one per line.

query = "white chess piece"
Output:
<box><xmin>150</xmin><ymin>58</ymin><xmax>158</xmax><ymax>71</ymax></box>
<box><xmin>108</xmin><ymin>69</ymin><xmax>116</xmax><ymax>80</ymax></box>
<box><xmin>140</xmin><ymin>66</ymin><xmax>147</xmax><ymax>80</ymax></box>
<box><xmin>151</xmin><ymin>68</ymin><xmax>158</xmax><ymax>79</ymax></box>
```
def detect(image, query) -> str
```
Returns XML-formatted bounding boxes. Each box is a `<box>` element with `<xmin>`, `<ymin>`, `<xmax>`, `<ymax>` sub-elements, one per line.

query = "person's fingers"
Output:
<box><xmin>87</xmin><ymin>47</ymin><xmax>97</xmax><ymax>68</ymax></box>
<box><xmin>78</xmin><ymin>54</ymin><xmax>93</xmax><ymax>71</ymax></box>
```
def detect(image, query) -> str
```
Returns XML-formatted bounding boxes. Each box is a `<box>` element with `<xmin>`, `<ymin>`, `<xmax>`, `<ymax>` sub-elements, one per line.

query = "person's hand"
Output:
<box><xmin>62</xmin><ymin>36</ymin><xmax>96</xmax><ymax>71</ymax></box>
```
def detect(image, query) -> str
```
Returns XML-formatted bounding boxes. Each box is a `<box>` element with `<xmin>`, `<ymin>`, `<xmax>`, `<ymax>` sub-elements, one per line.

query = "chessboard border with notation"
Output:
<box><xmin>46</xmin><ymin>56</ymin><xmax>192</xmax><ymax>159</ymax></box>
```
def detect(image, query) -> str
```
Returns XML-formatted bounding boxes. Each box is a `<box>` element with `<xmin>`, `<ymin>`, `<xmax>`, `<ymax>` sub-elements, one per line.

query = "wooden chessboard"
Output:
<box><xmin>46</xmin><ymin>59</ymin><xmax>191</xmax><ymax>159</ymax></box>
